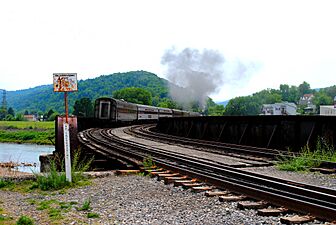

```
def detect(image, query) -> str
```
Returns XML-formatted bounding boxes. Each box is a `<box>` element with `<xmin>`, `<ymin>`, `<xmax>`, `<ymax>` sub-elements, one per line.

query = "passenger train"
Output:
<box><xmin>94</xmin><ymin>97</ymin><xmax>200</xmax><ymax>122</ymax></box>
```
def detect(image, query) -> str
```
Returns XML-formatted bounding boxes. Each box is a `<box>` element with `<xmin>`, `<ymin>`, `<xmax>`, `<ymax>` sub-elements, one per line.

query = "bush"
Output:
<box><xmin>33</xmin><ymin>148</ymin><xmax>93</xmax><ymax>191</ymax></box>
<box><xmin>16</xmin><ymin>216</ymin><xmax>34</xmax><ymax>225</ymax></box>
<box><xmin>277</xmin><ymin>137</ymin><xmax>336</xmax><ymax>171</ymax></box>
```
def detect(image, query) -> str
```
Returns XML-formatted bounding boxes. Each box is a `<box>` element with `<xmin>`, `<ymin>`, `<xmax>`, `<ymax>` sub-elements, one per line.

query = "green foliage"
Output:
<box><xmin>48</xmin><ymin>208</ymin><xmax>62</xmax><ymax>220</ymax></box>
<box><xmin>33</xmin><ymin>148</ymin><xmax>93</xmax><ymax>191</ymax></box>
<box><xmin>205</xmin><ymin>98</ymin><xmax>224</xmax><ymax>115</ymax></box>
<box><xmin>0</xmin><ymin>179</ymin><xmax>13</xmax><ymax>188</ymax></box>
<box><xmin>143</xmin><ymin>155</ymin><xmax>155</xmax><ymax>169</ymax></box>
<box><xmin>313</xmin><ymin>91</ymin><xmax>333</xmax><ymax>113</ymax></box>
<box><xmin>113</xmin><ymin>87</ymin><xmax>153</xmax><ymax>105</ymax></box>
<box><xmin>87</xmin><ymin>212</ymin><xmax>100</xmax><ymax>218</ymax></box>
<box><xmin>7</xmin><ymin>71</ymin><xmax>170</xmax><ymax>113</ymax></box>
<box><xmin>77</xmin><ymin>198</ymin><xmax>91</xmax><ymax>211</ymax></box>
<box><xmin>0</xmin><ymin>121</ymin><xmax>55</xmax><ymax>144</ymax></box>
<box><xmin>224</xmin><ymin>82</ymin><xmax>311</xmax><ymax>115</ymax></box>
<box><xmin>8</xmin><ymin>107</ymin><xmax>15</xmax><ymax>117</ymax></box>
<box><xmin>224</xmin><ymin>96</ymin><xmax>261</xmax><ymax>115</ymax></box>
<box><xmin>0</xmin><ymin>121</ymin><xmax>54</xmax><ymax>130</ymax></box>
<box><xmin>157</xmin><ymin>98</ymin><xmax>179</xmax><ymax>109</ymax></box>
<box><xmin>35</xmin><ymin>161</ymin><xmax>69</xmax><ymax>191</ymax></box>
<box><xmin>73</xmin><ymin>97</ymin><xmax>94</xmax><ymax>117</ymax></box>
<box><xmin>16</xmin><ymin>216</ymin><xmax>34</xmax><ymax>225</ymax></box>
<box><xmin>277</xmin><ymin>138</ymin><xmax>336</xmax><ymax>171</ymax></box>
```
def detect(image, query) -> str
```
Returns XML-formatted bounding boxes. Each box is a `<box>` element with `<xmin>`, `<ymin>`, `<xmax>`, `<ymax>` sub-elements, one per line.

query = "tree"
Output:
<box><xmin>15</xmin><ymin>113</ymin><xmax>24</xmax><ymax>121</ymax></box>
<box><xmin>298</xmin><ymin>81</ymin><xmax>312</xmax><ymax>97</ymax></box>
<box><xmin>313</xmin><ymin>92</ymin><xmax>333</xmax><ymax>113</ymax></box>
<box><xmin>204</xmin><ymin>98</ymin><xmax>224</xmax><ymax>116</ymax></box>
<box><xmin>224</xmin><ymin>96</ymin><xmax>261</xmax><ymax>115</ymax></box>
<box><xmin>46</xmin><ymin>109</ymin><xmax>55</xmax><ymax>120</ymax></box>
<box><xmin>113</xmin><ymin>87</ymin><xmax>153</xmax><ymax>105</ymax></box>
<box><xmin>280</xmin><ymin>84</ymin><xmax>290</xmax><ymax>101</ymax></box>
<box><xmin>157</xmin><ymin>98</ymin><xmax>178</xmax><ymax>109</ymax></box>
<box><xmin>47</xmin><ymin>112</ymin><xmax>58</xmax><ymax>121</ymax></box>
<box><xmin>7</xmin><ymin>107</ymin><xmax>15</xmax><ymax>117</ymax></box>
<box><xmin>73</xmin><ymin>98</ymin><xmax>94</xmax><ymax>117</ymax></box>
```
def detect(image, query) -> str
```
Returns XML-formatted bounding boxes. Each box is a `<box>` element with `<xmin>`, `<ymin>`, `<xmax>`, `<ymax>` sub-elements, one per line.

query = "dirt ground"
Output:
<box><xmin>0</xmin><ymin>167</ymin><xmax>31</xmax><ymax>178</ymax></box>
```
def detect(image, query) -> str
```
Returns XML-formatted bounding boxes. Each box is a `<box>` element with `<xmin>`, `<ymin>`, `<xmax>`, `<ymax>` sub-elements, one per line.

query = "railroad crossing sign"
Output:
<box><xmin>53</xmin><ymin>73</ymin><xmax>78</xmax><ymax>182</ymax></box>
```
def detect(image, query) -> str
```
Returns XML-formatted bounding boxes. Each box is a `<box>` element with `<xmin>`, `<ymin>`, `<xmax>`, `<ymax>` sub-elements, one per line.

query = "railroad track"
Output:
<box><xmin>78</xmin><ymin>125</ymin><xmax>336</xmax><ymax>221</ymax></box>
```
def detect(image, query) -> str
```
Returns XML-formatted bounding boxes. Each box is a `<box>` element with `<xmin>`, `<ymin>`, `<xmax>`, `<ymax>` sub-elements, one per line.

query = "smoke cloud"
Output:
<box><xmin>161</xmin><ymin>48</ymin><xmax>254</xmax><ymax>109</ymax></box>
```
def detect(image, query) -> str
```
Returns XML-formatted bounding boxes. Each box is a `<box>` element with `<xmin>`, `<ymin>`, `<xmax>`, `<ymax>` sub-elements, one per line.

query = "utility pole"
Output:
<box><xmin>0</xmin><ymin>89</ymin><xmax>6</xmax><ymax>111</ymax></box>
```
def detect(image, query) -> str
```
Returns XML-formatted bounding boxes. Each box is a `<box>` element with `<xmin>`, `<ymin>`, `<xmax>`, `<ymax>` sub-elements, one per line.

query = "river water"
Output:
<box><xmin>0</xmin><ymin>143</ymin><xmax>54</xmax><ymax>173</ymax></box>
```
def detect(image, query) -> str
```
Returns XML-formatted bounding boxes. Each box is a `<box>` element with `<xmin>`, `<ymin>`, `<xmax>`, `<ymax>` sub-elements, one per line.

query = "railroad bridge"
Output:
<box><xmin>55</xmin><ymin>115</ymin><xmax>336</xmax><ymax>155</ymax></box>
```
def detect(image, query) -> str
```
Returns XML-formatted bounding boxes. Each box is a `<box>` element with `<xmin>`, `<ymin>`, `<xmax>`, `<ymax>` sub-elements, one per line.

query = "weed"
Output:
<box><xmin>143</xmin><ymin>155</ymin><xmax>155</xmax><ymax>169</ymax></box>
<box><xmin>87</xmin><ymin>212</ymin><xmax>100</xmax><ymax>218</ymax></box>
<box><xmin>16</xmin><ymin>215</ymin><xmax>34</xmax><ymax>225</ymax></box>
<box><xmin>48</xmin><ymin>208</ymin><xmax>62</xmax><ymax>220</ymax></box>
<box><xmin>0</xmin><ymin>179</ymin><xmax>13</xmax><ymax>188</ymax></box>
<box><xmin>77</xmin><ymin>198</ymin><xmax>91</xmax><ymax>211</ymax></box>
<box><xmin>36</xmin><ymin>200</ymin><xmax>57</xmax><ymax>210</ymax></box>
<box><xmin>277</xmin><ymin>137</ymin><xmax>336</xmax><ymax>171</ymax></box>
<box><xmin>33</xmin><ymin>147</ymin><xmax>93</xmax><ymax>191</ymax></box>
<box><xmin>137</xmin><ymin>172</ymin><xmax>146</xmax><ymax>176</ymax></box>
<box><xmin>27</xmin><ymin>199</ymin><xmax>37</xmax><ymax>205</ymax></box>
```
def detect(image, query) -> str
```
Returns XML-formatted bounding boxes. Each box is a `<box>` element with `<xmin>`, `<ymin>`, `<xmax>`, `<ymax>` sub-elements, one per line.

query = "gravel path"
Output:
<box><xmin>1</xmin><ymin>172</ymin><xmax>333</xmax><ymax>224</ymax></box>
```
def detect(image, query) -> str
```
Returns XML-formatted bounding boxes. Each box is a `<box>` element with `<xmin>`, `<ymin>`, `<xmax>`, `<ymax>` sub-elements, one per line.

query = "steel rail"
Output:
<box><xmin>79</xmin><ymin>127</ymin><xmax>336</xmax><ymax>220</ymax></box>
<box><xmin>131</xmin><ymin>124</ymin><xmax>287</xmax><ymax>159</ymax></box>
<box><xmin>126</xmin><ymin>125</ymin><xmax>336</xmax><ymax>196</ymax></box>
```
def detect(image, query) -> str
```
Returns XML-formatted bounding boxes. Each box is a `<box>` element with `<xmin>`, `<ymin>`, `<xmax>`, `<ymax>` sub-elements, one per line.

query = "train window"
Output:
<box><xmin>100</xmin><ymin>102</ymin><xmax>110</xmax><ymax>119</ymax></box>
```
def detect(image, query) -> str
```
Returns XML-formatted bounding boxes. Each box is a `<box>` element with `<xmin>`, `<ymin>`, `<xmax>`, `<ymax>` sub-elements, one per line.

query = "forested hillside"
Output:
<box><xmin>7</xmin><ymin>71</ymin><xmax>169</xmax><ymax>113</ymax></box>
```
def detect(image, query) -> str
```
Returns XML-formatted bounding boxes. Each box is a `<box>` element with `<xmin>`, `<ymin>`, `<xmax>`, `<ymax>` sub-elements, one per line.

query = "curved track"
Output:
<box><xmin>78</xmin><ymin>125</ymin><xmax>336</xmax><ymax>221</ymax></box>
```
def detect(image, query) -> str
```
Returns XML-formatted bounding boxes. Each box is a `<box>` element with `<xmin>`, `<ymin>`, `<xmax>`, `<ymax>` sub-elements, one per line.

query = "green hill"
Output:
<box><xmin>7</xmin><ymin>71</ymin><xmax>170</xmax><ymax>113</ymax></box>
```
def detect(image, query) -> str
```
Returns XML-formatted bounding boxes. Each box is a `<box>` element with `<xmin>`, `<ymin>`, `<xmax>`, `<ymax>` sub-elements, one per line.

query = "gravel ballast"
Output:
<box><xmin>0</xmin><ymin>174</ymin><xmax>286</xmax><ymax>224</ymax></box>
<box><xmin>1</xmin><ymin>172</ymin><xmax>334</xmax><ymax>224</ymax></box>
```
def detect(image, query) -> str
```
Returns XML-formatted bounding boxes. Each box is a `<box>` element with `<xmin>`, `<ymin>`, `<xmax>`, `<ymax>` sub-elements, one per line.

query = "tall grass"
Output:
<box><xmin>34</xmin><ymin>148</ymin><xmax>93</xmax><ymax>191</ymax></box>
<box><xmin>277</xmin><ymin>137</ymin><xmax>336</xmax><ymax>171</ymax></box>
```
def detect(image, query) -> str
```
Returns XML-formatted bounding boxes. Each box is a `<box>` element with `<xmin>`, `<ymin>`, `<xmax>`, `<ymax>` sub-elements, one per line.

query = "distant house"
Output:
<box><xmin>320</xmin><ymin>96</ymin><xmax>336</xmax><ymax>116</ymax></box>
<box><xmin>23</xmin><ymin>114</ymin><xmax>37</xmax><ymax>121</ymax></box>
<box><xmin>299</xmin><ymin>94</ymin><xmax>316</xmax><ymax>114</ymax></box>
<box><xmin>261</xmin><ymin>102</ymin><xmax>297</xmax><ymax>115</ymax></box>
<box><xmin>299</xmin><ymin>94</ymin><xmax>314</xmax><ymax>105</ymax></box>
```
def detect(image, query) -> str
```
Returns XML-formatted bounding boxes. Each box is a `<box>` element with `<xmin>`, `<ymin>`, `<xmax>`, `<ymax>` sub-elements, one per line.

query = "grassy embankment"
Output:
<box><xmin>0</xmin><ymin>121</ymin><xmax>55</xmax><ymax>145</ymax></box>
<box><xmin>277</xmin><ymin>138</ymin><xmax>336</xmax><ymax>171</ymax></box>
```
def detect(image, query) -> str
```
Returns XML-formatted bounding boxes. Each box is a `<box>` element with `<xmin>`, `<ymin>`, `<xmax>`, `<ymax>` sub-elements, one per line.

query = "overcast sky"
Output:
<box><xmin>1</xmin><ymin>0</ymin><xmax>335</xmax><ymax>101</ymax></box>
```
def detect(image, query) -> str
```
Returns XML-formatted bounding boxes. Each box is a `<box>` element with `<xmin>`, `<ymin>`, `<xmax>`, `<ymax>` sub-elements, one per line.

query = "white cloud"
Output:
<box><xmin>0</xmin><ymin>0</ymin><xmax>336</xmax><ymax>101</ymax></box>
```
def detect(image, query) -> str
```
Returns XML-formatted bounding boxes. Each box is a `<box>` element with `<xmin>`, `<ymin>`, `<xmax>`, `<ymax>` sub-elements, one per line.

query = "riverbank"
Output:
<box><xmin>0</xmin><ymin>121</ymin><xmax>54</xmax><ymax>145</ymax></box>
<box><xmin>0</xmin><ymin>143</ymin><xmax>54</xmax><ymax>173</ymax></box>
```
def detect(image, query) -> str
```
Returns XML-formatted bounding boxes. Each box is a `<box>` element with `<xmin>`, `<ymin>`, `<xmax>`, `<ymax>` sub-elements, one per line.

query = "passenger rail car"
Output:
<box><xmin>94</xmin><ymin>97</ymin><xmax>200</xmax><ymax>123</ymax></box>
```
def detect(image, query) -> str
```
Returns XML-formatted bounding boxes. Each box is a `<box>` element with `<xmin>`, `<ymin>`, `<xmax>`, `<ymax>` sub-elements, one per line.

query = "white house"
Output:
<box><xmin>320</xmin><ymin>96</ymin><xmax>336</xmax><ymax>116</ymax></box>
<box><xmin>261</xmin><ymin>102</ymin><xmax>297</xmax><ymax>115</ymax></box>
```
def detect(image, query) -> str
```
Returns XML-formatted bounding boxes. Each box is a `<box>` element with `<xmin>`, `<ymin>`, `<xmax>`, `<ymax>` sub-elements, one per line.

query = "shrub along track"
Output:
<box><xmin>78</xmin><ymin>125</ymin><xmax>336</xmax><ymax>221</ymax></box>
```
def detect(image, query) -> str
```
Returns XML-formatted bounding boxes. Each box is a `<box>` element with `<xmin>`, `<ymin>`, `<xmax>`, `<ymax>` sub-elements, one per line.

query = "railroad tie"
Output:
<box><xmin>173</xmin><ymin>180</ymin><xmax>194</xmax><ymax>187</ymax></box>
<box><xmin>143</xmin><ymin>168</ymin><xmax>163</xmax><ymax>173</ymax></box>
<box><xmin>218</xmin><ymin>195</ymin><xmax>247</xmax><ymax>202</ymax></box>
<box><xmin>205</xmin><ymin>191</ymin><xmax>229</xmax><ymax>197</ymax></box>
<box><xmin>191</xmin><ymin>186</ymin><xmax>213</xmax><ymax>193</ymax></box>
<box><xmin>157</xmin><ymin>173</ymin><xmax>180</xmax><ymax>181</ymax></box>
<box><xmin>149</xmin><ymin>170</ymin><xmax>171</xmax><ymax>177</ymax></box>
<box><xmin>164</xmin><ymin>176</ymin><xmax>188</xmax><ymax>185</ymax></box>
<box><xmin>257</xmin><ymin>207</ymin><xmax>289</xmax><ymax>217</ymax></box>
<box><xmin>182</xmin><ymin>182</ymin><xmax>203</xmax><ymax>189</ymax></box>
<box><xmin>115</xmin><ymin>170</ymin><xmax>141</xmax><ymax>175</ymax></box>
<box><xmin>280</xmin><ymin>215</ymin><xmax>315</xmax><ymax>224</ymax></box>
<box><xmin>237</xmin><ymin>201</ymin><xmax>268</xmax><ymax>210</ymax></box>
